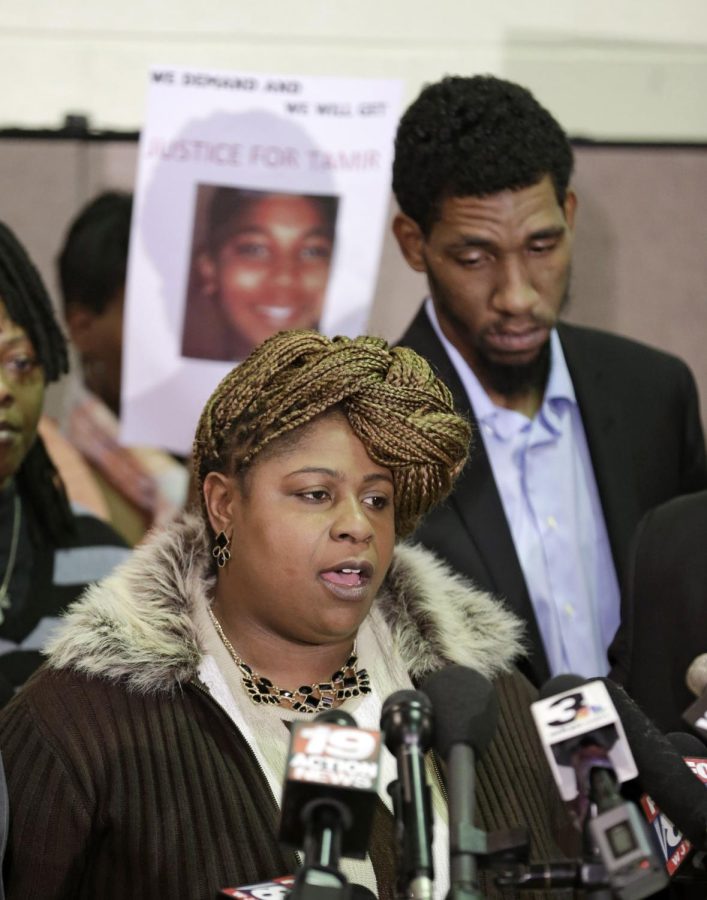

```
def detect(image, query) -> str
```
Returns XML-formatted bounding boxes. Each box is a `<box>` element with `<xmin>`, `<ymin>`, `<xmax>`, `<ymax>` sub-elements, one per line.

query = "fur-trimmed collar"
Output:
<box><xmin>46</xmin><ymin>513</ymin><xmax>524</xmax><ymax>693</ymax></box>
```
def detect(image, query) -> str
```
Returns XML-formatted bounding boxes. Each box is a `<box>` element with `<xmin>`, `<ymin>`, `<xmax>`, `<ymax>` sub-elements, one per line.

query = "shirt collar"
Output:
<box><xmin>424</xmin><ymin>298</ymin><xmax>576</xmax><ymax>435</ymax></box>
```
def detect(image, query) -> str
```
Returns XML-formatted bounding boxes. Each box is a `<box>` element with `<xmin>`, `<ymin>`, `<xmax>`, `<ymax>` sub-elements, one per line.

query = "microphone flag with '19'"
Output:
<box><xmin>683</xmin><ymin>653</ymin><xmax>707</xmax><ymax>739</ymax></box>
<box><xmin>421</xmin><ymin>665</ymin><xmax>500</xmax><ymax>900</ymax></box>
<box><xmin>379</xmin><ymin>689</ymin><xmax>435</xmax><ymax>900</ymax></box>
<box><xmin>278</xmin><ymin>711</ymin><xmax>382</xmax><ymax>860</ymax></box>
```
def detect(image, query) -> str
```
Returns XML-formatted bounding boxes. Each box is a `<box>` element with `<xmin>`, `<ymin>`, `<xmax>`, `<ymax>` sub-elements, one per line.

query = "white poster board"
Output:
<box><xmin>121</xmin><ymin>65</ymin><xmax>403</xmax><ymax>454</ymax></box>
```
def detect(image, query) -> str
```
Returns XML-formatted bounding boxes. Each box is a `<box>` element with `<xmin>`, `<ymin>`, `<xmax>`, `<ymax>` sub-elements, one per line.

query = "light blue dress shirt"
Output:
<box><xmin>426</xmin><ymin>299</ymin><xmax>620</xmax><ymax>677</ymax></box>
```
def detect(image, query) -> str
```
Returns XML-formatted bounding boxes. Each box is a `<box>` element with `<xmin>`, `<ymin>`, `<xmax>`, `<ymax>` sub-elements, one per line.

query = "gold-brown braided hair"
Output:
<box><xmin>193</xmin><ymin>330</ymin><xmax>471</xmax><ymax>537</ymax></box>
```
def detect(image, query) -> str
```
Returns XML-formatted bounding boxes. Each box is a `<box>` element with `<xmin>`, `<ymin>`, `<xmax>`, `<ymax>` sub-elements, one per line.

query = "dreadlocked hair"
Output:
<box><xmin>0</xmin><ymin>220</ymin><xmax>75</xmax><ymax>545</ymax></box>
<box><xmin>0</xmin><ymin>222</ymin><xmax>68</xmax><ymax>382</ymax></box>
<box><xmin>193</xmin><ymin>329</ymin><xmax>471</xmax><ymax>538</ymax></box>
<box><xmin>16</xmin><ymin>437</ymin><xmax>76</xmax><ymax>546</ymax></box>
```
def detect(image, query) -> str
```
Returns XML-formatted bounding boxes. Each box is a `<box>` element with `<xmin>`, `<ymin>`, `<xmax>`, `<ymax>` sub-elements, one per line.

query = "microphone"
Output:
<box><xmin>421</xmin><ymin>665</ymin><xmax>500</xmax><ymax>900</ymax></box>
<box><xmin>683</xmin><ymin>654</ymin><xmax>707</xmax><ymax>739</ymax></box>
<box><xmin>278</xmin><ymin>708</ymin><xmax>382</xmax><ymax>899</ymax></box>
<box><xmin>601</xmin><ymin>679</ymin><xmax>707</xmax><ymax>849</ymax></box>
<box><xmin>532</xmin><ymin>674</ymin><xmax>638</xmax><ymax>804</ymax></box>
<box><xmin>379</xmin><ymin>689</ymin><xmax>435</xmax><ymax>900</ymax></box>
<box><xmin>532</xmin><ymin>675</ymin><xmax>668</xmax><ymax>898</ymax></box>
<box><xmin>219</xmin><ymin>879</ymin><xmax>377</xmax><ymax>899</ymax></box>
<box><xmin>219</xmin><ymin>875</ymin><xmax>296</xmax><ymax>898</ymax></box>
<box><xmin>639</xmin><ymin>731</ymin><xmax>707</xmax><ymax>881</ymax></box>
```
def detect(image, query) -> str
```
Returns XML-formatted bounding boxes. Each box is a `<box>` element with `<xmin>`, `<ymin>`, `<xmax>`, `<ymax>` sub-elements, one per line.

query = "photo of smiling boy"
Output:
<box><xmin>181</xmin><ymin>184</ymin><xmax>338</xmax><ymax>362</ymax></box>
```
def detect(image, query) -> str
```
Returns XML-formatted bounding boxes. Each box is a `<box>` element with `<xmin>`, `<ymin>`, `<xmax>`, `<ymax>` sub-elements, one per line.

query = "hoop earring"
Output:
<box><xmin>212</xmin><ymin>530</ymin><xmax>231</xmax><ymax>569</ymax></box>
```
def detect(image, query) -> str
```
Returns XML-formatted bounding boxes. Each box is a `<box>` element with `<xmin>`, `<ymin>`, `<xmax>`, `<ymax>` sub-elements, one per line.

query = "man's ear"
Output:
<box><xmin>202</xmin><ymin>471</ymin><xmax>237</xmax><ymax>537</ymax></box>
<box><xmin>63</xmin><ymin>303</ymin><xmax>97</xmax><ymax>353</ymax></box>
<box><xmin>563</xmin><ymin>189</ymin><xmax>578</xmax><ymax>231</ymax></box>
<box><xmin>392</xmin><ymin>212</ymin><xmax>427</xmax><ymax>273</ymax></box>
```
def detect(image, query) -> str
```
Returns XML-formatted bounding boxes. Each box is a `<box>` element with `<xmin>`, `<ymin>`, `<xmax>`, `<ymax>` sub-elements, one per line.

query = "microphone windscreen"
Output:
<box><xmin>379</xmin><ymin>689</ymin><xmax>433</xmax><ymax>753</ymax></box>
<box><xmin>666</xmin><ymin>731</ymin><xmax>707</xmax><ymax>757</ymax></box>
<box><xmin>602</xmin><ymin>678</ymin><xmax>707</xmax><ymax>846</ymax></box>
<box><xmin>686</xmin><ymin>654</ymin><xmax>707</xmax><ymax>697</ymax></box>
<box><xmin>538</xmin><ymin>673</ymin><xmax>585</xmax><ymax>700</ymax></box>
<box><xmin>421</xmin><ymin>665</ymin><xmax>498</xmax><ymax>758</ymax></box>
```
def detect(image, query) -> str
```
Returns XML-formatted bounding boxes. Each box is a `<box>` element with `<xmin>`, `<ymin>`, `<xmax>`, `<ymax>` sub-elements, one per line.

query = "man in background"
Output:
<box><xmin>57</xmin><ymin>192</ymin><xmax>188</xmax><ymax>545</ymax></box>
<box><xmin>392</xmin><ymin>75</ymin><xmax>706</xmax><ymax>685</ymax></box>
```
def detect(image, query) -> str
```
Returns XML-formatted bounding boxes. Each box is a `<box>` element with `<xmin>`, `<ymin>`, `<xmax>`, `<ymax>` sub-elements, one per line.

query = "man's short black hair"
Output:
<box><xmin>57</xmin><ymin>191</ymin><xmax>133</xmax><ymax>315</ymax></box>
<box><xmin>392</xmin><ymin>75</ymin><xmax>574</xmax><ymax>234</ymax></box>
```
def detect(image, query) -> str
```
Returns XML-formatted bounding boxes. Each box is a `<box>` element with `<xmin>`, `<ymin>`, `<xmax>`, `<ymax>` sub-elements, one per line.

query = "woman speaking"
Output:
<box><xmin>0</xmin><ymin>330</ymin><xmax>571</xmax><ymax>898</ymax></box>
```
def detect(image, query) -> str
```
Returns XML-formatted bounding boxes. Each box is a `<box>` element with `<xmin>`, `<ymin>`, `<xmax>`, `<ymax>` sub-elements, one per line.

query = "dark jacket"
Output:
<box><xmin>0</xmin><ymin>514</ymin><xmax>574</xmax><ymax>900</ymax></box>
<box><xmin>399</xmin><ymin>306</ymin><xmax>707</xmax><ymax>686</ymax></box>
<box><xmin>0</xmin><ymin>486</ymin><xmax>129</xmax><ymax>703</ymax></box>
<box><xmin>609</xmin><ymin>490</ymin><xmax>707</xmax><ymax>733</ymax></box>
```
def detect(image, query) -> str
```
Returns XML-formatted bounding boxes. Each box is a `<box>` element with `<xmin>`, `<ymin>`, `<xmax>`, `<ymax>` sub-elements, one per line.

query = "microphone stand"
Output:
<box><xmin>290</xmin><ymin>798</ymin><xmax>352</xmax><ymax>900</ymax></box>
<box><xmin>444</xmin><ymin>744</ymin><xmax>529</xmax><ymax>900</ymax></box>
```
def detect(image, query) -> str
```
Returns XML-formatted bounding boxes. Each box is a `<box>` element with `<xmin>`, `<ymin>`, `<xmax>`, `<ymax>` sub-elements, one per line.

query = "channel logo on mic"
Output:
<box><xmin>279</xmin><ymin>721</ymin><xmax>382</xmax><ymax>858</ymax></box>
<box><xmin>286</xmin><ymin>722</ymin><xmax>381</xmax><ymax>788</ymax></box>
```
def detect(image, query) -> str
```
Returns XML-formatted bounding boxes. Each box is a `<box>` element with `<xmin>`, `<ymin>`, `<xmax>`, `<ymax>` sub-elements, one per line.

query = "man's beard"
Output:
<box><xmin>476</xmin><ymin>339</ymin><xmax>551</xmax><ymax>399</ymax></box>
<box><xmin>428</xmin><ymin>271</ymin><xmax>571</xmax><ymax>400</ymax></box>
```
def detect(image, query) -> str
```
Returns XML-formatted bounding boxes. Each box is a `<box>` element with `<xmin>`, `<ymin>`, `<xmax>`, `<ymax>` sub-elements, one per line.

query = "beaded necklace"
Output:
<box><xmin>207</xmin><ymin>605</ymin><xmax>371</xmax><ymax>714</ymax></box>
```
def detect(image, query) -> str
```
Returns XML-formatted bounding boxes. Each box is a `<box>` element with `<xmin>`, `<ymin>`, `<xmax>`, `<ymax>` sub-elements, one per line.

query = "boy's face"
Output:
<box><xmin>199</xmin><ymin>194</ymin><xmax>334</xmax><ymax>353</ymax></box>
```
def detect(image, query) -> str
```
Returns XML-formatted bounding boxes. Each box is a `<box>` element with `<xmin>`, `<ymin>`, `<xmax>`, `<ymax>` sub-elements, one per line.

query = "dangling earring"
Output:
<box><xmin>212</xmin><ymin>530</ymin><xmax>231</xmax><ymax>568</ymax></box>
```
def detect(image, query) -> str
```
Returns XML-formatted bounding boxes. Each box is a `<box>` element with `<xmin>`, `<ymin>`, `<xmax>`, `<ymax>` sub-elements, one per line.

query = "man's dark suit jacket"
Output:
<box><xmin>399</xmin><ymin>304</ymin><xmax>707</xmax><ymax>686</ymax></box>
<box><xmin>609</xmin><ymin>491</ymin><xmax>707</xmax><ymax>733</ymax></box>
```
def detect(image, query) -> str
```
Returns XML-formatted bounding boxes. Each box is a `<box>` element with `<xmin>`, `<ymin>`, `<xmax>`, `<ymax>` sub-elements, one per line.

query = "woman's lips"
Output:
<box><xmin>319</xmin><ymin>562</ymin><xmax>373</xmax><ymax>600</ymax></box>
<box><xmin>0</xmin><ymin>422</ymin><xmax>19</xmax><ymax>444</ymax></box>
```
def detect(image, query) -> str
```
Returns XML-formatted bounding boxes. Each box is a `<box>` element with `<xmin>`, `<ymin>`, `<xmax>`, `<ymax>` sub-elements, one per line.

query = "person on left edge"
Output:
<box><xmin>0</xmin><ymin>220</ymin><xmax>129</xmax><ymax>704</ymax></box>
<box><xmin>0</xmin><ymin>329</ymin><xmax>576</xmax><ymax>899</ymax></box>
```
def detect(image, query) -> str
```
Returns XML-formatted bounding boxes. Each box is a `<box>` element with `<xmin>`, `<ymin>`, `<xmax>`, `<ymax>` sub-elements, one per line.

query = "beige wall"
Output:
<box><xmin>1</xmin><ymin>2</ymin><xmax>706</xmax><ymax>431</ymax></box>
<box><xmin>1</xmin><ymin>139</ymin><xmax>705</xmax><ymax>435</ymax></box>
<box><xmin>1</xmin><ymin>1</ymin><xmax>706</xmax><ymax>140</ymax></box>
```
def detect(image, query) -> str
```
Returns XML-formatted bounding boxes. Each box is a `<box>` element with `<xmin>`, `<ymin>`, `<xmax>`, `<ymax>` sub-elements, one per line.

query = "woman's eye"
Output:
<box><xmin>364</xmin><ymin>495</ymin><xmax>390</xmax><ymax>510</ymax></box>
<box><xmin>5</xmin><ymin>356</ymin><xmax>38</xmax><ymax>376</ymax></box>
<box><xmin>299</xmin><ymin>489</ymin><xmax>330</xmax><ymax>502</ymax></box>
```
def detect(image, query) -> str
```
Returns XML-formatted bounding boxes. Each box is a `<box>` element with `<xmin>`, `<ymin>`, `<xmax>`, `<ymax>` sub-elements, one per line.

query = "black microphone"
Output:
<box><xmin>278</xmin><ymin>708</ymin><xmax>382</xmax><ymax>900</ymax></box>
<box><xmin>683</xmin><ymin>654</ymin><xmax>707</xmax><ymax>739</ymax></box>
<box><xmin>421</xmin><ymin>665</ymin><xmax>499</xmax><ymax>900</ymax></box>
<box><xmin>636</xmin><ymin>731</ymin><xmax>707</xmax><ymax>884</ymax></box>
<box><xmin>532</xmin><ymin>674</ymin><xmax>668</xmax><ymax>899</ymax></box>
<box><xmin>380</xmin><ymin>689</ymin><xmax>435</xmax><ymax>900</ymax></box>
<box><xmin>601</xmin><ymin>679</ymin><xmax>707</xmax><ymax>850</ymax></box>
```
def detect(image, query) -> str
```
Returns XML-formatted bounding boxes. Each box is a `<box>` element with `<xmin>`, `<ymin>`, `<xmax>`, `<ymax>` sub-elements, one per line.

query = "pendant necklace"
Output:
<box><xmin>0</xmin><ymin>494</ymin><xmax>21</xmax><ymax>623</ymax></box>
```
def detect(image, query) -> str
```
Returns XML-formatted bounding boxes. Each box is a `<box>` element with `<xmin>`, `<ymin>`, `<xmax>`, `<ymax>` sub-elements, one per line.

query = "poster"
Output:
<box><xmin>121</xmin><ymin>65</ymin><xmax>403</xmax><ymax>454</ymax></box>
